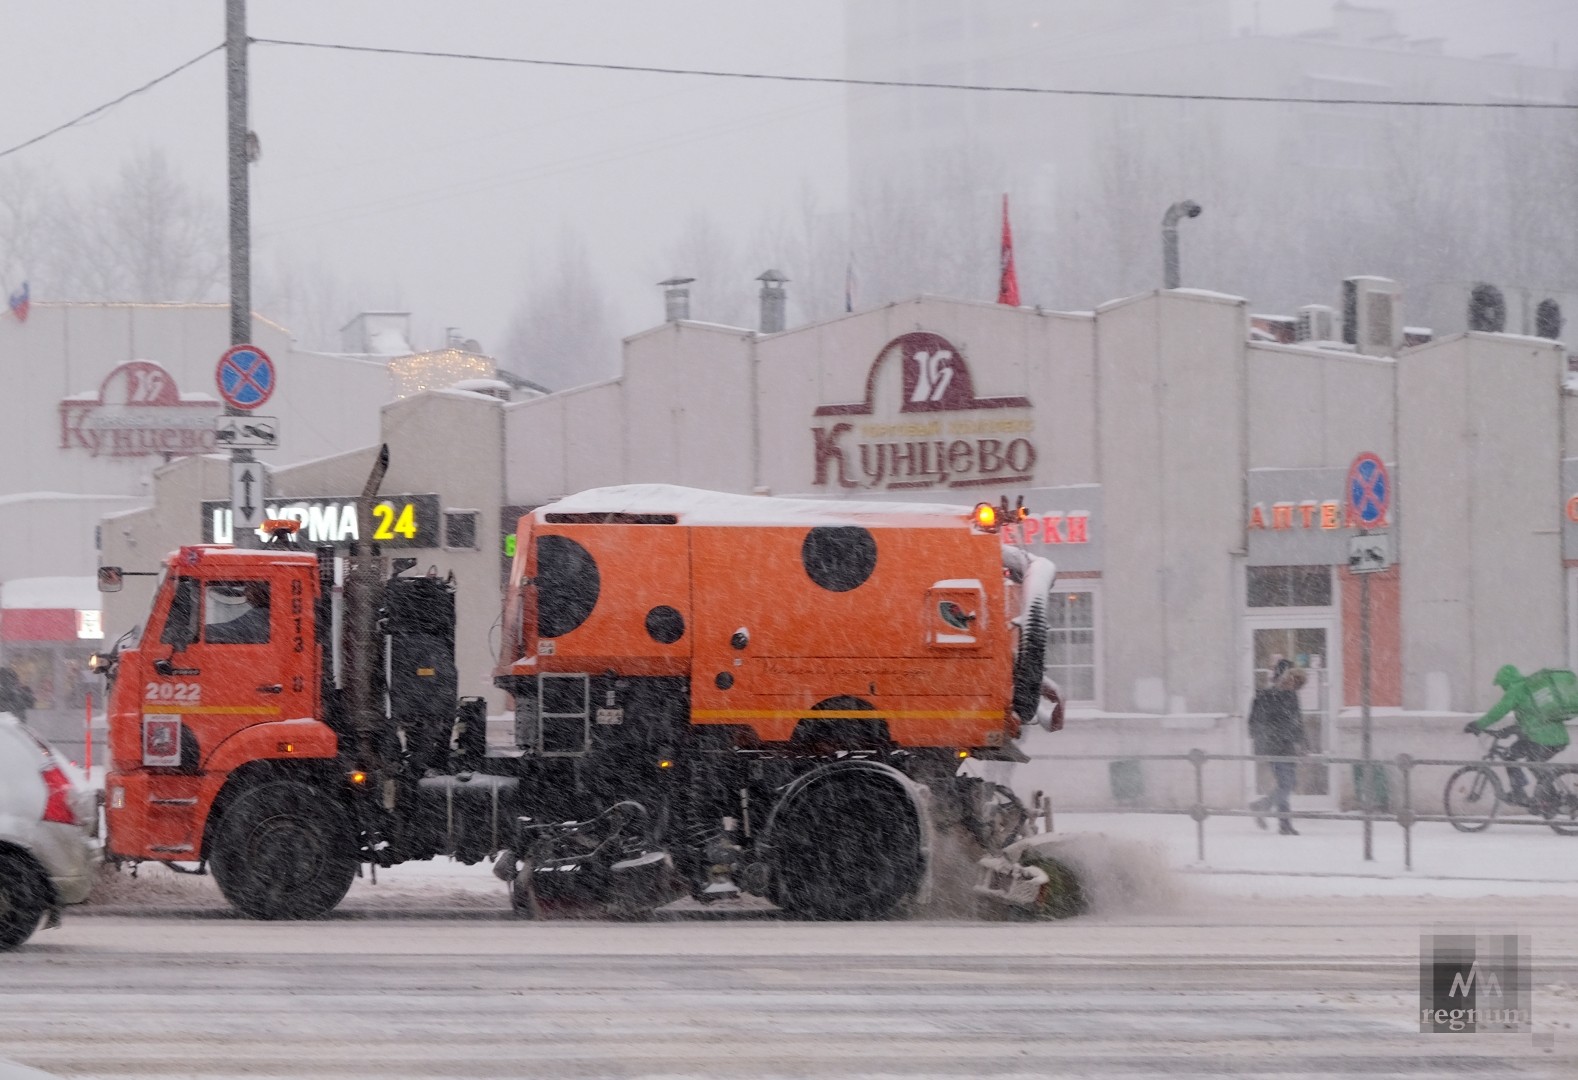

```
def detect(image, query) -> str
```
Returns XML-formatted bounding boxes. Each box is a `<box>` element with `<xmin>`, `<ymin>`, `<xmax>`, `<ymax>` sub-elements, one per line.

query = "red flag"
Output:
<box><xmin>997</xmin><ymin>195</ymin><xmax>1020</xmax><ymax>307</ymax></box>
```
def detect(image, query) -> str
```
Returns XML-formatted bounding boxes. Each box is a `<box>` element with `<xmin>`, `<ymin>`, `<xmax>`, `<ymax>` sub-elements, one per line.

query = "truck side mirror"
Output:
<box><xmin>98</xmin><ymin>566</ymin><xmax>124</xmax><ymax>593</ymax></box>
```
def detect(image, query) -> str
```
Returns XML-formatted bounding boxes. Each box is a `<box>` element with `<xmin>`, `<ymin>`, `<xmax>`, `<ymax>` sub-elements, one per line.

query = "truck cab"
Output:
<box><xmin>101</xmin><ymin>546</ymin><xmax>335</xmax><ymax>864</ymax></box>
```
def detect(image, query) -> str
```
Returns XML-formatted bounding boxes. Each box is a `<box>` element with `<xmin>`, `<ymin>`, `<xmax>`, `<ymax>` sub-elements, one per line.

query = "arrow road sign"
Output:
<box><xmin>214</xmin><ymin>415</ymin><xmax>279</xmax><ymax>450</ymax></box>
<box><xmin>216</xmin><ymin>344</ymin><xmax>276</xmax><ymax>411</ymax></box>
<box><xmin>230</xmin><ymin>460</ymin><xmax>266</xmax><ymax>534</ymax></box>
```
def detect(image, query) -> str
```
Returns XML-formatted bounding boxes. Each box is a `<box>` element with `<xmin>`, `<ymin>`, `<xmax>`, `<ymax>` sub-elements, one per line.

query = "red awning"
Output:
<box><xmin>1</xmin><ymin>609</ymin><xmax>79</xmax><ymax>643</ymax></box>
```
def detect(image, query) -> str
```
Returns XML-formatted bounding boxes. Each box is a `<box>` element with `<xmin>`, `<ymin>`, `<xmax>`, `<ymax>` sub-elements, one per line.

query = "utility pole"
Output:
<box><xmin>227</xmin><ymin>0</ymin><xmax>250</xmax><ymax>349</ymax></box>
<box><xmin>226</xmin><ymin>0</ymin><xmax>258</xmax><ymax>547</ymax></box>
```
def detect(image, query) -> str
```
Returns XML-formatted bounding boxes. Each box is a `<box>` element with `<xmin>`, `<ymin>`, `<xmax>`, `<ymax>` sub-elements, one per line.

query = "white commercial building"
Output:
<box><xmin>102</xmin><ymin>285</ymin><xmax>1578</xmax><ymax>812</ymax></box>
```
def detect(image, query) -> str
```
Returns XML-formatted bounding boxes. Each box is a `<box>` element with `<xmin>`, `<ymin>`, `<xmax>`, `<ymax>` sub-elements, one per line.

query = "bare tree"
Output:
<box><xmin>660</xmin><ymin>212</ymin><xmax>757</xmax><ymax>328</ymax></box>
<box><xmin>255</xmin><ymin>257</ymin><xmax>382</xmax><ymax>353</ymax></box>
<box><xmin>80</xmin><ymin>149</ymin><xmax>226</xmax><ymax>301</ymax></box>
<box><xmin>0</xmin><ymin>162</ymin><xmax>62</xmax><ymax>297</ymax></box>
<box><xmin>849</xmin><ymin>159</ymin><xmax>1001</xmax><ymax>309</ymax></box>
<box><xmin>1</xmin><ymin>149</ymin><xmax>227</xmax><ymax>304</ymax></box>
<box><xmin>748</xmin><ymin>182</ymin><xmax>850</xmax><ymax>325</ymax></box>
<box><xmin>502</xmin><ymin>232</ymin><xmax>618</xmax><ymax>390</ymax></box>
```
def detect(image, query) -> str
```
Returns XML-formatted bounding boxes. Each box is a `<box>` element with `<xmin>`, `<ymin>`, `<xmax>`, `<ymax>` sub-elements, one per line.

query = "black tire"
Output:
<box><xmin>0</xmin><ymin>850</ymin><xmax>50</xmax><ymax>951</ymax></box>
<box><xmin>1012</xmin><ymin>595</ymin><xmax>1049</xmax><ymax>726</ymax></box>
<box><xmin>1544</xmin><ymin>771</ymin><xmax>1578</xmax><ymax>836</ymax></box>
<box><xmin>770</xmin><ymin>770</ymin><xmax>924</xmax><ymax>920</ymax></box>
<box><xmin>1443</xmin><ymin>765</ymin><xmax>1501</xmax><ymax>833</ymax></box>
<box><xmin>210</xmin><ymin>780</ymin><xmax>358</xmax><ymax>920</ymax></box>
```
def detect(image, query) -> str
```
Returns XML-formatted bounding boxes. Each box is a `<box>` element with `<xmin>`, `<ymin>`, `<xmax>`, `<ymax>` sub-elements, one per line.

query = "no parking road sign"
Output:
<box><xmin>1347</xmin><ymin>451</ymin><xmax>1390</xmax><ymax>529</ymax></box>
<box><xmin>216</xmin><ymin>344</ymin><xmax>276</xmax><ymax>411</ymax></box>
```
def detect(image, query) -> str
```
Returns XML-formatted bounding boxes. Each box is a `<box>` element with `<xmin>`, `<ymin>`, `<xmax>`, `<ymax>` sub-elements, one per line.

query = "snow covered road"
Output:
<box><xmin>3</xmin><ymin>895</ymin><xmax>1576</xmax><ymax>1079</ymax></box>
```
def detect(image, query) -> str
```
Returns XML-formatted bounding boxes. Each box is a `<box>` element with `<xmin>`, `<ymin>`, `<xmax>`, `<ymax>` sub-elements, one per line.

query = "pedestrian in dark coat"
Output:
<box><xmin>1247</xmin><ymin>661</ymin><xmax>1307</xmax><ymax>835</ymax></box>
<box><xmin>0</xmin><ymin>666</ymin><xmax>35</xmax><ymax>720</ymax></box>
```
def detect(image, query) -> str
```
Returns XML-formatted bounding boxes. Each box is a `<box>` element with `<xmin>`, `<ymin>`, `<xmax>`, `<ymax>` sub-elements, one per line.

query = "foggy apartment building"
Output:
<box><xmin>845</xmin><ymin>0</ymin><xmax>1578</xmax><ymax>340</ymax></box>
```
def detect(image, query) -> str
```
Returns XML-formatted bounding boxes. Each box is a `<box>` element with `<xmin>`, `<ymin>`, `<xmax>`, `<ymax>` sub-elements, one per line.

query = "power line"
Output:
<box><xmin>0</xmin><ymin>45</ymin><xmax>224</xmax><ymax>161</ymax></box>
<box><xmin>254</xmin><ymin>37</ymin><xmax>1578</xmax><ymax>110</ymax></box>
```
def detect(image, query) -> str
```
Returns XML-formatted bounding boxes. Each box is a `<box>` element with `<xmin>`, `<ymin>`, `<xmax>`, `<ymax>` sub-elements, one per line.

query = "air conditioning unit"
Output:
<box><xmin>1342</xmin><ymin>276</ymin><xmax>1401</xmax><ymax>356</ymax></box>
<box><xmin>1295</xmin><ymin>304</ymin><xmax>1337</xmax><ymax>343</ymax></box>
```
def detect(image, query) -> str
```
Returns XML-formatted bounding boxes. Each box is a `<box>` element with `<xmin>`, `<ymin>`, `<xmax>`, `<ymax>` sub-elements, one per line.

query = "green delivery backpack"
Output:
<box><xmin>1525</xmin><ymin>669</ymin><xmax>1578</xmax><ymax>725</ymax></box>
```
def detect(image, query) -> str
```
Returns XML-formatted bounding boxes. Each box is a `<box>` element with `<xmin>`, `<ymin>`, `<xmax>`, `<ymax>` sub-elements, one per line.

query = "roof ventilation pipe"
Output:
<box><xmin>757</xmin><ymin>269</ymin><xmax>788</xmax><ymax>333</ymax></box>
<box><xmin>1162</xmin><ymin>201</ymin><xmax>1202</xmax><ymax>290</ymax></box>
<box><xmin>659</xmin><ymin>277</ymin><xmax>694</xmax><ymax>323</ymax></box>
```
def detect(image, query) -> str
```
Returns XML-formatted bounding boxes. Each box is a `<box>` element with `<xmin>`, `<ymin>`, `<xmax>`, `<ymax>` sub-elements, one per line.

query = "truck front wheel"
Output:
<box><xmin>210</xmin><ymin>780</ymin><xmax>358</xmax><ymax>920</ymax></box>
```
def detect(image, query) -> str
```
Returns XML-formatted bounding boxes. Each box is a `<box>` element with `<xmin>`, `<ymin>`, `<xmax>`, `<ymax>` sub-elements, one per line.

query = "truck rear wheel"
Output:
<box><xmin>210</xmin><ymin>780</ymin><xmax>358</xmax><ymax>920</ymax></box>
<box><xmin>768</xmin><ymin>767</ymin><xmax>924</xmax><ymax>920</ymax></box>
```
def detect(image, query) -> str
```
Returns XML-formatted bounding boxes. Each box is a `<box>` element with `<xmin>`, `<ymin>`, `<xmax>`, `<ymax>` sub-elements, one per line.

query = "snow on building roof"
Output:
<box><xmin>538</xmin><ymin>485</ymin><xmax>978</xmax><ymax>528</ymax></box>
<box><xmin>1</xmin><ymin>577</ymin><xmax>101</xmax><ymax>611</ymax></box>
<box><xmin>1167</xmin><ymin>287</ymin><xmax>1249</xmax><ymax>304</ymax></box>
<box><xmin>0</xmin><ymin>492</ymin><xmax>142</xmax><ymax>509</ymax></box>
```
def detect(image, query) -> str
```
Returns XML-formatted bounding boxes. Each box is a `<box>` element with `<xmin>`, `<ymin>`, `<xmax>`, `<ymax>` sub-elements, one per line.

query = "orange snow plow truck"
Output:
<box><xmin>93</xmin><ymin>447</ymin><xmax>1062</xmax><ymax>920</ymax></box>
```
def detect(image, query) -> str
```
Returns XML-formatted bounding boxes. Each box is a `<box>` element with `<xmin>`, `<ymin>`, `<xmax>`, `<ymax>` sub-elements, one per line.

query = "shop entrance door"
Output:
<box><xmin>1243</xmin><ymin>620</ymin><xmax>1338</xmax><ymax>810</ymax></box>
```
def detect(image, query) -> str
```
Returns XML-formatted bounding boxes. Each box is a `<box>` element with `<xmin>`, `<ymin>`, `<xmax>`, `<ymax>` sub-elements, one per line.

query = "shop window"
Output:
<box><xmin>1247</xmin><ymin>565</ymin><xmax>1332</xmax><ymax>608</ymax></box>
<box><xmin>6</xmin><ymin>648</ymin><xmax>57</xmax><ymax>711</ymax></box>
<box><xmin>445</xmin><ymin>510</ymin><xmax>480</xmax><ymax>551</ymax></box>
<box><xmin>1045</xmin><ymin>589</ymin><xmax>1098</xmax><ymax>704</ymax></box>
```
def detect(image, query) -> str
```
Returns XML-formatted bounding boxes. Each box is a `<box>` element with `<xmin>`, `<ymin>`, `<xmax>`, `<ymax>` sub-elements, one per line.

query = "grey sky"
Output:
<box><xmin>1</xmin><ymin>1</ymin><xmax>1574</xmax><ymax>354</ymax></box>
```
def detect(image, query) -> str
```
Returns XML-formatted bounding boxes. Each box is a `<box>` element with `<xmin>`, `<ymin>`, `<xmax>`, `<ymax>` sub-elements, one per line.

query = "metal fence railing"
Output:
<box><xmin>1030</xmin><ymin>749</ymin><xmax>1577</xmax><ymax>871</ymax></box>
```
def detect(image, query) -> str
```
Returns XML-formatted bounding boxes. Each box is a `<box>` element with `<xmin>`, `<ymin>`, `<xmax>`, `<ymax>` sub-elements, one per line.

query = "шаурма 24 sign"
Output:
<box><xmin>811</xmin><ymin>332</ymin><xmax>1036</xmax><ymax>492</ymax></box>
<box><xmin>202</xmin><ymin>494</ymin><xmax>440</xmax><ymax>548</ymax></box>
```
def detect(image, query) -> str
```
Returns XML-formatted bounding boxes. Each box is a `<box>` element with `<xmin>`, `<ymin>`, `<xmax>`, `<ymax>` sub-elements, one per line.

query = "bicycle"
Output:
<box><xmin>1443</xmin><ymin>729</ymin><xmax>1578</xmax><ymax>835</ymax></box>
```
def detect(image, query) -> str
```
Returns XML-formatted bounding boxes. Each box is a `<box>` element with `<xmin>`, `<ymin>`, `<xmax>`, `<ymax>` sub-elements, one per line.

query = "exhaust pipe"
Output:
<box><xmin>346</xmin><ymin>444</ymin><xmax>390</xmax><ymax>779</ymax></box>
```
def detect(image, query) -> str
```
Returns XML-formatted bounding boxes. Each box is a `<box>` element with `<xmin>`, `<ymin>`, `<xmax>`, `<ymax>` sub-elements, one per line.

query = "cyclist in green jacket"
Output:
<box><xmin>1465</xmin><ymin>664</ymin><xmax>1573</xmax><ymax>805</ymax></box>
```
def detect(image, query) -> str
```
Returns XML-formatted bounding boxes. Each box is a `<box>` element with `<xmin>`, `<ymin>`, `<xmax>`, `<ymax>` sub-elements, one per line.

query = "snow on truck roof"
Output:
<box><xmin>537</xmin><ymin>485</ymin><xmax>979</xmax><ymax>529</ymax></box>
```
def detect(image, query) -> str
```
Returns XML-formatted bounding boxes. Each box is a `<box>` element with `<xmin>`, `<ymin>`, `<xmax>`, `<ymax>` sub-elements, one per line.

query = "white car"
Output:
<box><xmin>0</xmin><ymin>713</ymin><xmax>98</xmax><ymax>950</ymax></box>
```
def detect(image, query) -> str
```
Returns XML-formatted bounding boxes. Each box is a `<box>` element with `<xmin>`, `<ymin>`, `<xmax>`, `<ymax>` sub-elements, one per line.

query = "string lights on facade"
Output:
<box><xmin>389</xmin><ymin>348</ymin><xmax>496</xmax><ymax>398</ymax></box>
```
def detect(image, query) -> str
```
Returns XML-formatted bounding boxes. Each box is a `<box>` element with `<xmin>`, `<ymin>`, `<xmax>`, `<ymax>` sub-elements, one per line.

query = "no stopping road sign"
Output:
<box><xmin>216</xmin><ymin>345</ymin><xmax>276</xmax><ymax>411</ymax></box>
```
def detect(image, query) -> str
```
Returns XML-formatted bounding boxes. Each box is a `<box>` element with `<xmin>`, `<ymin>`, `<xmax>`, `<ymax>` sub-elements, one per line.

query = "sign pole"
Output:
<box><xmin>1345</xmin><ymin>451</ymin><xmax>1389</xmax><ymax>864</ymax></box>
<box><xmin>225</xmin><ymin>0</ymin><xmax>257</xmax><ymax>547</ymax></box>
<box><xmin>1360</xmin><ymin>547</ymin><xmax>1373</xmax><ymax>861</ymax></box>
